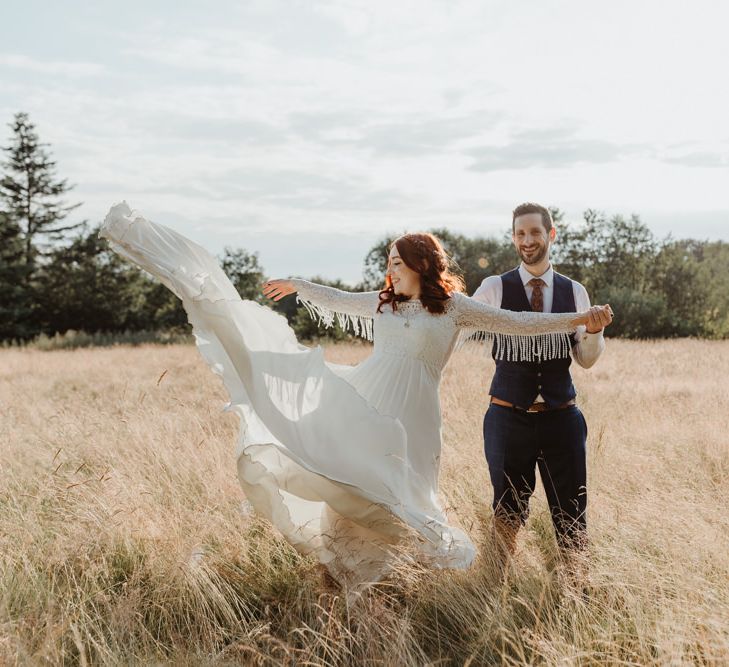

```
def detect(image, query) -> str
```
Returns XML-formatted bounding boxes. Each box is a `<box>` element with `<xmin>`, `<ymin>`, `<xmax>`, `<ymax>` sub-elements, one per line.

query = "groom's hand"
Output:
<box><xmin>585</xmin><ymin>304</ymin><xmax>613</xmax><ymax>333</ymax></box>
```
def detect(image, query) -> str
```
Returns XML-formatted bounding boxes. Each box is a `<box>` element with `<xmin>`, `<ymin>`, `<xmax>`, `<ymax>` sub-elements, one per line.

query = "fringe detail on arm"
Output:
<box><xmin>455</xmin><ymin>328</ymin><xmax>572</xmax><ymax>361</ymax></box>
<box><xmin>296</xmin><ymin>295</ymin><xmax>374</xmax><ymax>342</ymax></box>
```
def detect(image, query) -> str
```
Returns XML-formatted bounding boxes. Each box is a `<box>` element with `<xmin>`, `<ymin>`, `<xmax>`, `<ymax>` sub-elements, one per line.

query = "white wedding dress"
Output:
<box><xmin>100</xmin><ymin>203</ymin><xmax>578</xmax><ymax>586</ymax></box>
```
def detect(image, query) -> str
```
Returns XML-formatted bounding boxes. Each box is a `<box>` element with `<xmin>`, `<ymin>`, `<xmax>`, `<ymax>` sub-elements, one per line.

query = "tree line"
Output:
<box><xmin>1</xmin><ymin>112</ymin><xmax>727</xmax><ymax>346</ymax></box>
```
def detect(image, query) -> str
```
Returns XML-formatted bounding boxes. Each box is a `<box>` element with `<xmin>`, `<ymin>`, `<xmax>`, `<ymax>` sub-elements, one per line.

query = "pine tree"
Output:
<box><xmin>0</xmin><ymin>112</ymin><xmax>83</xmax><ymax>270</ymax></box>
<box><xmin>0</xmin><ymin>210</ymin><xmax>33</xmax><ymax>340</ymax></box>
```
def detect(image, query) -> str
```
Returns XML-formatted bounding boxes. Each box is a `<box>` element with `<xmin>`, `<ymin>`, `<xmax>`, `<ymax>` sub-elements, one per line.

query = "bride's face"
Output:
<box><xmin>387</xmin><ymin>246</ymin><xmax>421</xmax><ymax>298</ymax></box>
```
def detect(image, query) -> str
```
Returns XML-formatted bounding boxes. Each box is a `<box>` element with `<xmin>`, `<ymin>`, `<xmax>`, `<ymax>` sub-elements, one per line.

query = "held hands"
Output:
<box><xmin>570</xmin><ymin>304</ymin><xmax>614</xmax><ymax>332</ymax></box>
<box><xmin>262</xmin><ymin>279</ymin><xmax>297</xmax><ymax>301</ymax></box>
<box><xmin>263</xmin><ymin>280</ymin><xmax>614</xmax><ymax>332</ymax></box>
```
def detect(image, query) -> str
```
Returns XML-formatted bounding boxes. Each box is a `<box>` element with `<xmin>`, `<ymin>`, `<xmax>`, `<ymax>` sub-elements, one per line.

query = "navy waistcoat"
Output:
<box><xmin>489</xmin><ymin>268</ymin><xmax>577</xmax><ymax>408</ymax></box>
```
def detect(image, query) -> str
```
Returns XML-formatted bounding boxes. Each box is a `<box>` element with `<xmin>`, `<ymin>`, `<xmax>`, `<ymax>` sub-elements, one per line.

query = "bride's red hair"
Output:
<box><xmin>377</xmin><ymin>233</ymin><xmax>465</xmax><ymax>315</ymax></box>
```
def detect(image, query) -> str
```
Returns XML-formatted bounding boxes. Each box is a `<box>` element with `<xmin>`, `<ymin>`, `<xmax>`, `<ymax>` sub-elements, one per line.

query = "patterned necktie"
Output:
<box><xmin>527</xmin><ymin>278</ymin><xmax>545</xmax><ymax>312</ymax></box>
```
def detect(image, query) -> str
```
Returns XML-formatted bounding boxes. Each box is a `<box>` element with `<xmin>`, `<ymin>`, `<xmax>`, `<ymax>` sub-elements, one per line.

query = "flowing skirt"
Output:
<box><xmin>100</xmin><ymin>203</ymin><xmax>475</xmax><ymax>585</ymax></box>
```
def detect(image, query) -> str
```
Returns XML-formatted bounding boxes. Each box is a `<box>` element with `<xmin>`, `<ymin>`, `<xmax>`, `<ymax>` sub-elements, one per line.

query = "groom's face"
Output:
<box><xmin>512</xmin><ymin>213</ymin><xmax>553</xmax><ymax>265</ymax></box>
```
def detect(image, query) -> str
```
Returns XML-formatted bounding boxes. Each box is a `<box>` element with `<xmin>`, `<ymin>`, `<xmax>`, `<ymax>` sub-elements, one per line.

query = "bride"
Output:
<box><xmin>100</xmin><ymin>202</ymin><xmax>606</xmax><ymax>587</ymax></box>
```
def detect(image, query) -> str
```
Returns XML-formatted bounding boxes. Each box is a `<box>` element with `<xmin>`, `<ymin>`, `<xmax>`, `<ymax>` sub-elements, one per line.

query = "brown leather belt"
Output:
<box><xmin>490</xmin><ymin>396</ymin><xmax>576</xmax><ymax>413</ymax></box>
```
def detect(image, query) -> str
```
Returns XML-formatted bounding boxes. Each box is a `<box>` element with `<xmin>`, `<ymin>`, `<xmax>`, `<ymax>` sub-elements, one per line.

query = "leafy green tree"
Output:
<box><xmin>36</xmin><ymin>224</ymin><xmax>159</xmax><ymax>335</ymax></box>
<box><xmin>220</xmin><ymin>247</ymin><xmax>266</xmax><ymax>301</ymax></box>
<box><xmin>688</xmin><ymin>240</ymin><xmax>729</xmax><ymax>338</ymax></box>
<box><xmin>136</xmin><ymin>281</ymin><xmax>188</xmax><ymax>332</ymax></box>
<box><xmin>552</xmin><ymin>210</ymin><xmax>656</xmax><ymax>294</ymax></box>
<box><xmin>650</xmin><ymin>240</ymin><xmax>707</xmax><ymax>337</ymax></box>
<box><xmin>592</xmin><ymin>286</ymin><xmax>668</xmax><ymax>338</ymax></box>
<box><xmin>552</xmin><ymin>210</ymin><xmax>667</xmax><ymax>337</ymax></box>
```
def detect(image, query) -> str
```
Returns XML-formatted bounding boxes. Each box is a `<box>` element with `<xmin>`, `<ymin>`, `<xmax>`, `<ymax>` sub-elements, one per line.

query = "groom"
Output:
<box><xmin>472</xmin><ymin>202</ymin><xmax>612</xmax><ymax>568</ymax></box>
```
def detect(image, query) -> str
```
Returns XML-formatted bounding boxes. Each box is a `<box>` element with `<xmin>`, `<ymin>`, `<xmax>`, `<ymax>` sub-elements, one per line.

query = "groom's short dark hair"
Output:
<box><xmin>512</xmin><ymin>202</ymin><xmax>553</xmax><ymax>233</ymax></box>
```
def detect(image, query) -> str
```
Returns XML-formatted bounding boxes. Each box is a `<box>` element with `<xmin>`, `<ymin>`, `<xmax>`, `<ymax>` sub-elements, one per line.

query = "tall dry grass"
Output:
<box><xmin>1</xmin><ymin>339</ymin><xmax>728</xmax><ymax>665</ymax></box>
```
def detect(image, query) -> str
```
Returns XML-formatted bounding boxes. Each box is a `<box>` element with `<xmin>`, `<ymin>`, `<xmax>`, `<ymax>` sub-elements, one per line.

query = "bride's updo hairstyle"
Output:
<box><xmin>377</xmin><ymin>233</ymin><xmax>465</xmax><ymax>315</ymax></box>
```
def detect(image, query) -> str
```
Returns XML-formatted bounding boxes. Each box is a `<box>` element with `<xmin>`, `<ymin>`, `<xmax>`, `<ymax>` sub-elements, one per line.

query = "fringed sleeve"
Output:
<box><xmin>290</xmin><ymin>279</ymin><xmax>380</xmax><ymax>341</ymax></box>
<box><xmin>451</xmin><ymin>292</ymin><xmax>578</xmax><ymax>361</ymax></box>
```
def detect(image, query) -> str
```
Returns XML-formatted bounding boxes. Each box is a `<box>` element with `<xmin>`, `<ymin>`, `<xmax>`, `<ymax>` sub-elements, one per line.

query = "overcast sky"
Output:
<box><xmin>1</xmin><ymin>0</ymin><xmax>727</xmax><ymax>283</ymax></box>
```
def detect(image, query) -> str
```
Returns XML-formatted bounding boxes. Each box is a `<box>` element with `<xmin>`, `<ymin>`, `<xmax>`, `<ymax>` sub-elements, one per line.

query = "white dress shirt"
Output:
<box><xmin>472</xmin><ymin>264</ymin><xmax>605</xmax><ymax>389</ymax></box>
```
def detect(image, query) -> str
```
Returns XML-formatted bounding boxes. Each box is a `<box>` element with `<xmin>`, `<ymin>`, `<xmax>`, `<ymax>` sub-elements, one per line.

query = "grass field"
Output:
<box><xmin>1</xmin><ymin>339</ymin><xmax>728</xmax><ymax>665</ymax></box>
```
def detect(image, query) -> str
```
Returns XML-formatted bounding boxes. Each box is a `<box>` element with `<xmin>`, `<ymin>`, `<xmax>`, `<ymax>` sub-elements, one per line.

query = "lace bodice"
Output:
<box><xmin>291</xmin><ymin>280</ymin><xmax>578</xmax><ymax>371</ymax></box>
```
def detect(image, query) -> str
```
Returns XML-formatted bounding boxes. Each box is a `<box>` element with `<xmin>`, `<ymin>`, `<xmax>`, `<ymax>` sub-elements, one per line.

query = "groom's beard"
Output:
<box><xmin>518</xmin><ymin>242</ymin><xmax>548</xmax><ymax>265</ymax></box>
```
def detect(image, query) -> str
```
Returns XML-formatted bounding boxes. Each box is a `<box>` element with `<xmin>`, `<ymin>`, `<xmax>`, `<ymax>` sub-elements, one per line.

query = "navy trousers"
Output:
<box><xmin>483</xmin><ymin>403</ymin><xmax>588</xmax><ymax>549</ymax></box>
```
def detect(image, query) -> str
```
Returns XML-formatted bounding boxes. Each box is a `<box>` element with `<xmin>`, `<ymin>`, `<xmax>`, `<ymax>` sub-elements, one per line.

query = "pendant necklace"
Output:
<box><xmin>401</xmin><ymin>300</ymin><xmax>415</xmax><ymax>327</ymax></box>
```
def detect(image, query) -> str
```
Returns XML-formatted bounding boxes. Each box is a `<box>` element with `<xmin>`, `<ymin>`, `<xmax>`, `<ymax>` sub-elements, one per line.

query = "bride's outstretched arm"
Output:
<box><xmin>452</xmin><ymin>291</ymin><xmax>611</xmax><ymax>335</ymax></box>
<box><xmin>262</xmin><ymin>279</ymin><xmax>381</xmax><ymax>319</ymax></box>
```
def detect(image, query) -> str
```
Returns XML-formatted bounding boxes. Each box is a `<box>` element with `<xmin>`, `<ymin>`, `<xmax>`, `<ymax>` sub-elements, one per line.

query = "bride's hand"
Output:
<box><xmin>262</xmin><ymin>279</ymin><xmax>297</xmax><ymax>301</ymax></box>
<box><xmin>571</xmin><ymin>304</ymin><xmax>613</xmax><ymax>331</ymax></box>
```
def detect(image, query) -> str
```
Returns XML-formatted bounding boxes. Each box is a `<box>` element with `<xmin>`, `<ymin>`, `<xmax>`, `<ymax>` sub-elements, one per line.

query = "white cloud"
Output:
<box><xmin>1</xmin><ymin>0</ymin><xmax>728</xmax><ymax>283</ymax></box>
<box><xmin>0</xmin><ymin>53</ymin><xmax>104</xmax><ymax>76</ymax></box>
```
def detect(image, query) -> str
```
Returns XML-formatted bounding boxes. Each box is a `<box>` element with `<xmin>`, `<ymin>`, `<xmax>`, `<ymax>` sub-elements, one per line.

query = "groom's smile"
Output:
<box><xmin>519</xmin><ymin>243</ymin><xmax>546</xmax><ymax>265</ymax></box>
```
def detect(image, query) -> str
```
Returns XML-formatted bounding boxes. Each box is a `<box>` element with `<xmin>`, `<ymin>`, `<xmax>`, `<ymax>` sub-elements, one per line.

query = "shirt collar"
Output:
<box><xmin>518</xmin><ymin>262</ymin><xmax>554</xmax><ymax>287</ymax></box>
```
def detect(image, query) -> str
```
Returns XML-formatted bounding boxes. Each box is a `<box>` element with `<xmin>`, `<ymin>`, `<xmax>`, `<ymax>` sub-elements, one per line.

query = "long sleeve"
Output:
<box><xmin>571</xmin><ymin>281</ymin><xmax>606</xmax><ymax>368</ymax></box>
<box><xmin>452</xmin><ymin>291</ymin><xmax>578</xmax><ymax>362</ymax></box>
<box><xmin>291</xmin><ymin>279</ymin><xmax>381</xmax><ymax>341</ymax></box>
<box><xmin>453</xmin><ymin>292</ymin><xmax>578</xmax><ymax>335</ymax></box>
